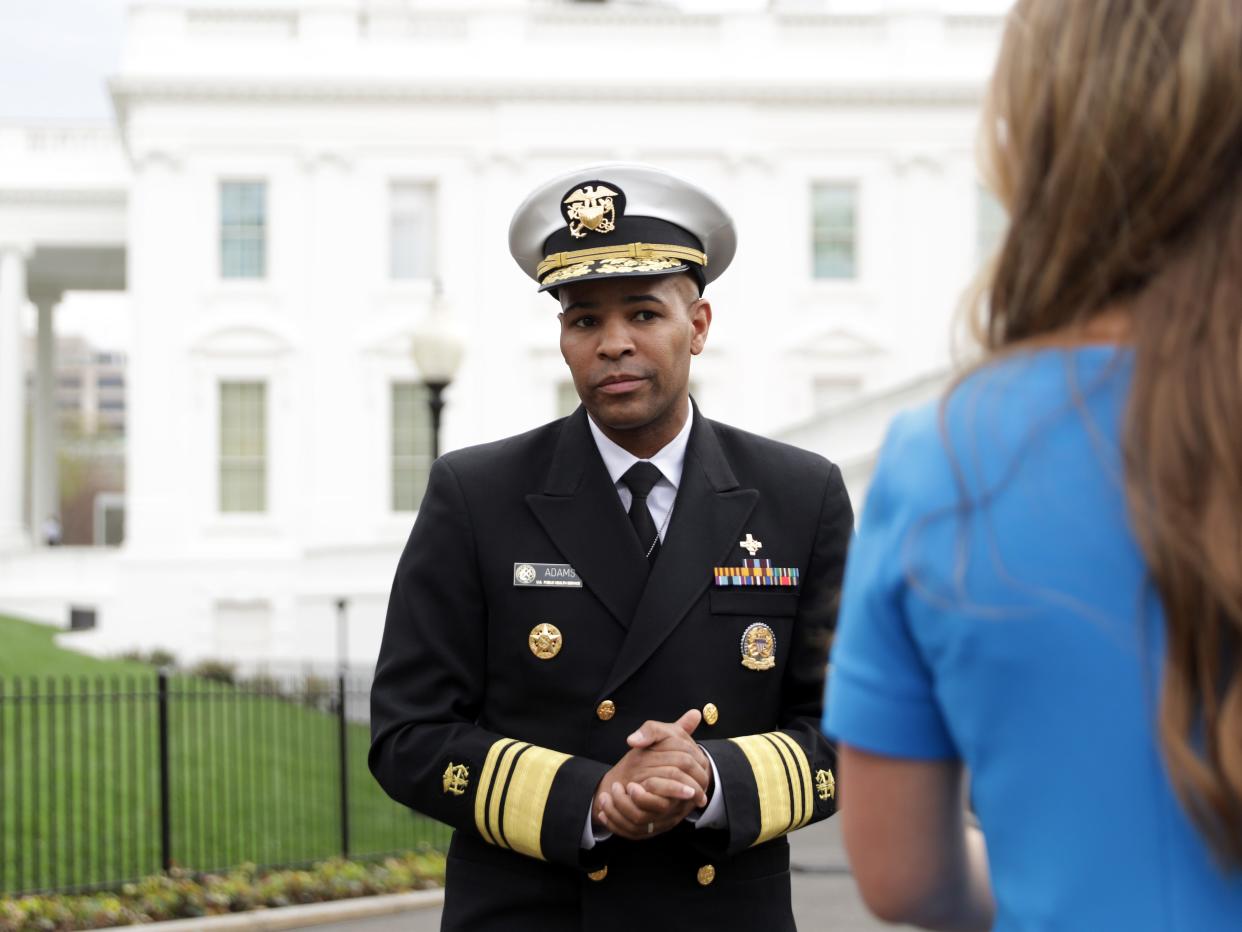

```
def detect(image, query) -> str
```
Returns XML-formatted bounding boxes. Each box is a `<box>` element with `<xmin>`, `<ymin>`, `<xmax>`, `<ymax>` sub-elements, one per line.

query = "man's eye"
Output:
<box><xmin>634</xmin><ymin>310</ymin><xmax>658</xmax><ymax>321</ymax></box>
<box><xmin>572</xmin><ymin>316</ymin><xmax>597</xmax><ymax>328</ymax></box>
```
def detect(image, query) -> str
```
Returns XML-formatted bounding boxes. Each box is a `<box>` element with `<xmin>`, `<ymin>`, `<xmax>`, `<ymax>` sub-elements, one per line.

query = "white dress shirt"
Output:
<box><xmin>580</xmin><ymin>408</ymin><xmax>727</xmax><ymax>848</ymax></box>
<box><xmin>586</xmin><ymin>412</ymin><xmax>690</xmax><ymax>543</ymax></box>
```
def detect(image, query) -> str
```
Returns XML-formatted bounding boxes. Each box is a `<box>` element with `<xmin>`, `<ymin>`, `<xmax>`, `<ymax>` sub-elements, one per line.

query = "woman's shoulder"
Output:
<box><xmin>871</xmin><ymin>346</ymin><xmax>1132</xmax><ymax>514</ymax></box>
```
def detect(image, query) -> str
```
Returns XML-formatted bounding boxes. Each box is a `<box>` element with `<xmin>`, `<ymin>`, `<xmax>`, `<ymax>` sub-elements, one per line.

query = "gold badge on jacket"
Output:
<box><xmin>740</xmin><ymin>622</ymin><xmax>776</xmax><ymax>671</ymax></box>
<box><xmin>529</xmin><ymin>622</ymin><xmax>563</xmax><ymax>660</ymax></box>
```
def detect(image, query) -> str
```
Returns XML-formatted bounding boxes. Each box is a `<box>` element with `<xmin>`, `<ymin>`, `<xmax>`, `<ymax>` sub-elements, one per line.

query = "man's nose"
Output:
<box><xmin>596</xmin><ymin>319</ymin><xmax>635</xmax><ymax>358</ymax></box>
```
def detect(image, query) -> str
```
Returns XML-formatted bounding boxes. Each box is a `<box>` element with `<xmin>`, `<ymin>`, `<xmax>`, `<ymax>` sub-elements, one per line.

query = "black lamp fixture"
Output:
<box><xmin>411</xmin><ymin>281</ymin><xmax>464</xmax><ymax>461</ymax></box>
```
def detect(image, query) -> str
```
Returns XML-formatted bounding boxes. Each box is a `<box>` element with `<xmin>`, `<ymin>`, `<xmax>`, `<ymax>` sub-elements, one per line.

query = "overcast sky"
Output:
<box><xmin>0</xmin><ymin>0</ymin><xmax>127</xmax><ymax>122</ymax></box>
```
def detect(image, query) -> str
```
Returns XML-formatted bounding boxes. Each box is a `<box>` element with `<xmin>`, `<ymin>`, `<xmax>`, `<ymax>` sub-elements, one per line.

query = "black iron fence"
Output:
<box><xmin>0</xmin><ymin>672</ymin><xmax>450</xmax><ymax>897</ymax></box>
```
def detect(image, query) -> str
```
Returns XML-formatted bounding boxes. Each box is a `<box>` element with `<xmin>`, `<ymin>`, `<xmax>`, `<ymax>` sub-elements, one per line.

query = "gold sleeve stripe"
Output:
<box><xmin>730</xmin><ymin>732</ymin><xmax>814</xmax><ymax>845</ymax></box>
<box><xmin>759</xmin><ymin>733</ymin><xmax>801</xmax><ymax>831</ymax></box>
<box><xmin>769</xmin><ymin>731</ymin><xmax>815</xmax><ymax>830</ymax></box>
<box><xmin>472</xmin><ymin>738</ymin><xmax>571</xmax><ymax>861</ymax></box>
<box><xmin>486</xmin><ymin>741</ymin><xmax>530</xmax><ymax>849</ymax></box>
<box><xmin>495</xmin><ymin>745</ymin><xmax>571</xmax><ymax>860</ymax></box>
<box><xmin>475</xmin><ymin>738</ymin><xmax>523</xmax><ymax>847</ymax></box>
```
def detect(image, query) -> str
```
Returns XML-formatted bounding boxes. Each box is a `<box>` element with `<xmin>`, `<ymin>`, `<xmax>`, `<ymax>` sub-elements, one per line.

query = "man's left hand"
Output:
<box><xmin>594</xmin><ymin>709</ymin><xmax>713</xmax><ymax>840</ymax></box>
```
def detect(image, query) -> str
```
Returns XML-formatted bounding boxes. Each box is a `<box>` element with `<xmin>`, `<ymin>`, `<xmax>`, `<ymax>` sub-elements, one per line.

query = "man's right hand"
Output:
<box><xmin>592</xmin><ymin>709</ymin><xmax>710</xmax><ymax>840</ymax></box>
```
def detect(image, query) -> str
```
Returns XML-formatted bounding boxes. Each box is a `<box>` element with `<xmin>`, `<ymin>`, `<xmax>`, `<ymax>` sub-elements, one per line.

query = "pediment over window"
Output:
<box><xmin>188</xmin><ymin>322</ymin><xmax>295</xmax><ymax>357</ymax></box>
<box><xmin>790</xmin><ymin>326</ymin><xmax>886</xmax><ymax>360</ymax></box>
<box><xmin>357</xmin><ymin>323</ymin><xmax>416</xmax><ymax>358</ymax></box>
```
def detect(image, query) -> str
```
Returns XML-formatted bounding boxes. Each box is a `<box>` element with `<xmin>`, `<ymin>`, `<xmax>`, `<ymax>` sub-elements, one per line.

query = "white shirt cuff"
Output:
<box><xmin>582</xmin><ymin>805</ymin><xmax>612</xmax><ymax>849</ymax></box>
<box><xmin>686</xmin><ymin>748</ymin><xmax>727</xmax><ymax>829</ymax></box>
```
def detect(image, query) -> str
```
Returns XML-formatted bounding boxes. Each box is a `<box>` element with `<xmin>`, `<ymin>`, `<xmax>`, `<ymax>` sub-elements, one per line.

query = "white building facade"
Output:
<box><xmin>0</xmin><ymin>0</ymin><xmax>1005</xmax><ymax>667</ymax></box>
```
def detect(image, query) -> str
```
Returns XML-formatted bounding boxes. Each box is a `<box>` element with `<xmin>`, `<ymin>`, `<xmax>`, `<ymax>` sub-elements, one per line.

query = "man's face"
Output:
<box><xmin>558</xmin><ymin>273</ymin><xmax>711</xmax><ymax>442</ymax></box>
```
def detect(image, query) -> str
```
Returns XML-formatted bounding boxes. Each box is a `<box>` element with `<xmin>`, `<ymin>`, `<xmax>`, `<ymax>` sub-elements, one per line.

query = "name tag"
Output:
<box><xmin>513</xmin><ymin>562</ymin><xmax>583</xmax><ymax>588</ymax></box>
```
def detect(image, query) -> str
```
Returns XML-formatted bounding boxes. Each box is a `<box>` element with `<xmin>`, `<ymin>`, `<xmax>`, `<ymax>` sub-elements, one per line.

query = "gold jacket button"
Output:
<box><xmin>588</xmin><ymin>867</ymin><xmax>608</xmax><ymax>882</ymax></box>
<box><xmin>703</xmin><ymin>702</ymin><xmax>719</xmax><ymax>726</ymax></box>
<box><xmin>596</xmin><ymin>700</ymin><xmax>616</xmax><ymax>721</ymax></box>
<box><xmin>696</xmin><ymin>864</ymin><xmax>716</xmax><ymax>886</ymax></box>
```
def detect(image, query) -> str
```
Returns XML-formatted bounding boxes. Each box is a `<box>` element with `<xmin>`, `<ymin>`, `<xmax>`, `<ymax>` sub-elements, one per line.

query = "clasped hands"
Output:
<box><xmin>592</xmin><ymin>708</ymin><xmax>712</xmax><ymax>841</ymax></box>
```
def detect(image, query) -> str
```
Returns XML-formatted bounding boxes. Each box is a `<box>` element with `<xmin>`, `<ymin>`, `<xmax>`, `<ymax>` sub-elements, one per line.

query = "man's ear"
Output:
<box><xmin>690</xmin><ymin>299</ymin><xmax>712</xmax><ymax>355</ymax></box>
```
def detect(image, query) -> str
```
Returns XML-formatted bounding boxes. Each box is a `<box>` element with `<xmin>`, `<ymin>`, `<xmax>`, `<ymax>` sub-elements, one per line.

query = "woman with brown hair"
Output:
<box><xmin>823</xmin><ymin>1</ymin><xmax>1242</xmax><ymax>928</ymax></box>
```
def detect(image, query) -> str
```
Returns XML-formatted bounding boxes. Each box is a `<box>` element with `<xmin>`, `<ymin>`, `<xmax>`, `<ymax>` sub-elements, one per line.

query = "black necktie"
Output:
<box><xmin>621</xmin><ymin>462</ymin><xmax>663</xmax><ymax>567</ymax></box>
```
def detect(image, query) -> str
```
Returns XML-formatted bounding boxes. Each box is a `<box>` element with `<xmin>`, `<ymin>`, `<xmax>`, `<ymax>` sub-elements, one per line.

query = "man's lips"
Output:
<box><xmin>595</xmin><ymin>375</ymin><xmax>648</xmax><ymax>395</ymax></box>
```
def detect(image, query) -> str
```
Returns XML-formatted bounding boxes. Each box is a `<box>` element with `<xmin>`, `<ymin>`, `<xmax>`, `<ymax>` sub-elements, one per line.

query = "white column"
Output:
<box><xmin>0</xmin><ymin>245</ymin><xmax>31</xmax><ymax>550</ymax></box>
<box><xmin>31</xmin><ymin>295</ymin><xmax>60</xmax><ymax>544</ymax></box>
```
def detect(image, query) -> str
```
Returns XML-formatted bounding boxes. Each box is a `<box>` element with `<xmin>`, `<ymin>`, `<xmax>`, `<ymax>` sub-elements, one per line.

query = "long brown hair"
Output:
<box><xmin>979</xmin><ymin>0</ymin><xmax>1242</xmax><ymax>863</ymax></box>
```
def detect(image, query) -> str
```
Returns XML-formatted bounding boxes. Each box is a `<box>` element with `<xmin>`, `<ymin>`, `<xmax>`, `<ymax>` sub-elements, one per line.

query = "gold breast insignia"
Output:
<box><xmin>529</xmin><ymin>622</ymin><xmax>563</xmax><ymax>660</ymax></box>
<box><xmin>563</xmin><ymin>185</ymin><xmax>619</xmax><ymax>239</ymax></box>
<box><xmin>815</xmin><ymin>768</ymin><xmax>835</xmax><ymax>802</ymax></box>
<box><xmin>740</xmin><ymin>622</ymin><xmax>776</xmax><ymax>671</ymax></box>
<box><xmin>442</xmin><ymin>762</ymin><xmax>470</xmax><ymax>796</ymax></box>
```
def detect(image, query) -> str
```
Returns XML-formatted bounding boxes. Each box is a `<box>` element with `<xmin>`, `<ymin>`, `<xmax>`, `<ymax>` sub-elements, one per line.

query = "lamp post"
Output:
<box><xmin>411</xmin><ymin>283</ymin><xmax>464</xmax><ymax>461</ymax></box>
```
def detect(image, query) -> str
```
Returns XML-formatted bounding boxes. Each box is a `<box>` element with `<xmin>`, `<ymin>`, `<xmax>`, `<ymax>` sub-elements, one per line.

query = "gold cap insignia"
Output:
<box><xmin>815</xmin><ymin>768</ymin><xmax>835</xmax><ymax>802</ymax></box>
<box><xmin>562</xmin><ymin>183</ymin><xmax>622</xmax><ymax>239</ymax></box>
<box><xmin>740</xmin><ymin>622</ymin><xmax>776</xmax><ymax>671</ymax></box>
<box><xmin>442</xmin><ymin>762</ymin><xmax>469</xmax><ymax>796</ymax></box>
<box><xmin>529</xmin><ymin>622</ymin><xmax>563</xmax><ymax>660</ymax></box>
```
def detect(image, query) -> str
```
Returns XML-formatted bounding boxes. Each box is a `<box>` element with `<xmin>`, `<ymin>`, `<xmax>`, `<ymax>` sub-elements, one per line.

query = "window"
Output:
<box><xmin>391</xmin><ymin>382</ymin><xmax>433</xmax><ymax>512</ymax></box>
<box><xmin>221</xmin><ymin>181</ymin><xmax>267</xmax><ymax>279</ymax></box>
<box><xmin>390</xmin><ymin>182</ymin><xmax>437</xmax><ymax>280</ymax></box>
<box><xmin>219</xmin><ymin>381</ymin><xmax>266</xmax><ymax>512</ymax></box>
<box><xmin>977</xmin><ymin>186</ymin><xmax>1009</xmax><ymax>262</ymax></box>
<box><xmin>811</xmin><ymin>183</ymin><xmax>857</xmax><ymax>279</ymax></box>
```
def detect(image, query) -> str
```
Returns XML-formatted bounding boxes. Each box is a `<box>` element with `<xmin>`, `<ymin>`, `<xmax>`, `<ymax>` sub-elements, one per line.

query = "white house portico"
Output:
<box><xmin>0</xmin><ymin>125</ymin><xmax>129</xmax><ymax>552</ymax></box>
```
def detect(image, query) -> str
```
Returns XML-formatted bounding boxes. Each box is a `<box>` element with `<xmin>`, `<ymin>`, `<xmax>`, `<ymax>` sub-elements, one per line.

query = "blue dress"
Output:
<box><xmin>824</xmin><ymin>347</ymin><xmax>1242</xmax><ymax>931</ymax></box>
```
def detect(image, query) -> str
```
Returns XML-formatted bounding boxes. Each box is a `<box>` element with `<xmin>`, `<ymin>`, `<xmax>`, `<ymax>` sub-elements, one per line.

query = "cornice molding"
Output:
<box><xmin>0</xmin><ymin>188</ymin><xmax>127</xmax><ymax>207</ymax></box>
<box><xmin>111</xmin><ymin>77</ymin><xmax>985</xmax><ymax>109</ymax></box>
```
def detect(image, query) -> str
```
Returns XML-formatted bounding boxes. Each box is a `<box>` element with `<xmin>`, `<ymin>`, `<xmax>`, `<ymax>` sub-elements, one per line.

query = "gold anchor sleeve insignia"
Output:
<box><xmin>815</xmin><ymin>768</ymin><xmax>835</xmax><ymax>802</ymax></box>
<box><xmin>442</xmin><ymin>762</ymin><xmax>470</xmax><ymax>796</ymax></box>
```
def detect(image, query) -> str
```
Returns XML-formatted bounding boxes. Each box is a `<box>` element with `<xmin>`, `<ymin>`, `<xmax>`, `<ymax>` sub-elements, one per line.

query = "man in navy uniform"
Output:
<box><xmin>370</xmin><ymin>163</ymin><xmax>854</xmax><ymax>930</ymax></box>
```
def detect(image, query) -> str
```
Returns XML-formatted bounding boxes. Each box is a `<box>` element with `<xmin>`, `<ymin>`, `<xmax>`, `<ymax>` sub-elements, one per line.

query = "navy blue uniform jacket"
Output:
<box><xmin>370</xmin><ymin>406</ymin><xmax>853</xmax><ymax>931</ymax></box>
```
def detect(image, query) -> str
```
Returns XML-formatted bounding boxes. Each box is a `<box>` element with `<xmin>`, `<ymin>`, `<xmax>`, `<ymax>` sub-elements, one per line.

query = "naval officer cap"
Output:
<box><xmin>508</xmin><ymin>162</ymin><xmax>737</xmax><ymax>295</ymax></box>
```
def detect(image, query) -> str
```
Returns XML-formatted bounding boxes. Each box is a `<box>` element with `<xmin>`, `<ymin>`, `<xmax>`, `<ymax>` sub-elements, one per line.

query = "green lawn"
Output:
<box><xmin>0</xmin><ymin>616</ymin><xmax>151</xmax><ymax>679</ymax></box>
<box><xmin>0</xmin><ymin>616</ymin><xmax>449</xmax><ymax>897</ymax></box>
